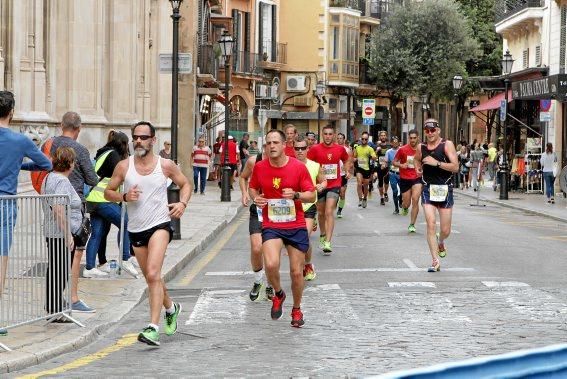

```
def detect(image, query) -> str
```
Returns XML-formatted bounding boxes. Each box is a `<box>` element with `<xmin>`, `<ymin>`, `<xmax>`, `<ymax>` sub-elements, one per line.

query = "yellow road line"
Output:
<box><xmin>17</xmin><ymin>334</ymin><xmax>138</xmax><ymax>379</ymax></box>
<box><xmin>21</xmin><ymin>215</ymin><xmax>245</xmax><ymax>378</ymax></box>
<box><xmin>178</xmin><ymin>216</ymin><xmax>245</xmax><ymax>286</ymax></box>
<box><xmin>538</xmin><ymin>235</ymin><xmax>567</xmax><ymax>241</ymax></box>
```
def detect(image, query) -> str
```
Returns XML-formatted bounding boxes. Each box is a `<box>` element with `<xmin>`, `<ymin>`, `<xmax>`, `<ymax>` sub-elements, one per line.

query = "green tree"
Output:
<box><xmin>368</xmin><ymin>0</ymin><xmax>480</xmax><ymax>136</ymax></box>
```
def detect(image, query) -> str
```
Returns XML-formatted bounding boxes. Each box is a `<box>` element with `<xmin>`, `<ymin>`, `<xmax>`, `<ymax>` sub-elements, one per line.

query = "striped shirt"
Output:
<box><xmin>192</xmin><ymin>146</ymin><xmax>211</xmax><ymax>168</ymax></box>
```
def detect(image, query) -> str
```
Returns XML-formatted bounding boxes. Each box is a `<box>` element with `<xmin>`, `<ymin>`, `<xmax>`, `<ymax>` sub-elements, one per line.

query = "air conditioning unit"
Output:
<box><xmin>293</xmin><ymin>96</ymin><xmax>312</xmax><ymax>107</ymax></box>
<box><xmin>286</xmin><ymin>75</ymin><xmax>307</xmax><ymax>92</ymax></box>
<box><xmin>255</xmin><ymin>84</ymin><xmax>268</xmax><ymax>98</ymax></box>
<box><xmin>269</xmin><ymin>85</ymin><xmax>278</xmax><ymax>99</ymax></box>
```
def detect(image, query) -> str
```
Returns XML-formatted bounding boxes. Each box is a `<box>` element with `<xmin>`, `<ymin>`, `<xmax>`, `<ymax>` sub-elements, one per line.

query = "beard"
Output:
<box><xmin>134</xmin><ymin>146</ymin><xmax>150</xmax><ymax>157</ymax></box>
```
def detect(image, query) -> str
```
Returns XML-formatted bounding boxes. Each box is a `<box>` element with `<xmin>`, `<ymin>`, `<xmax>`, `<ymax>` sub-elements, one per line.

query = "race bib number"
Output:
<box><xmin>267</xmin><ymin>199</ymin><xmax>296</xmax><ymax>223</ymax></box>
<box><xmin>407</xmin><ymin>155</ymin><xmax>415</xmax><ymax>169</ymax></box>
<box><xmin>357</xmin><ymin>157</ymin><xmax>369</xmax><ymax>166</ymax></box>
<box><xmin>257</xmin><ymin>207</ymin><xmax>263</xmax><ymax>223</ymax></box>
<box><xmin>429</xmin><ymin>184</ymin><xmax>449</xmax><ymax>202</ymax></box>
<box><xmin>323</xmin><ymin>164</ymin><xmax>338</xmax><ymax>180</ymax></box>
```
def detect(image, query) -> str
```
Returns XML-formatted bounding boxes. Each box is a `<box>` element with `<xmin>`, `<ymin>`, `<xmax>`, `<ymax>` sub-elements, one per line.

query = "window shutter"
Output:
<box><xmin>522</xmin><ymin>48</ymin><xmax>529</xmax><ymax>69</ymax></box>
<box><xmin>232</xmin><ymin>9</ymin><xmax>240</xmax><ymax>71</ymax></box>
<box><xmin>561</xmin><ymin>5</ymin><xmax>567</xmax><ymax>74</ymax></box>
<box><xmin>535</xmin><ymin>45</ymin><xmax>541</xmax><ymax>67</ymax></box>
<box><xmin>258</xmin><ymin>3</ymin><xmax>265</xmax><ymax>56</ymax></box>
<box><xmin>271</xmin><ymin>4</ymin><xmax>277</xmax><ymax>61</ymax></box>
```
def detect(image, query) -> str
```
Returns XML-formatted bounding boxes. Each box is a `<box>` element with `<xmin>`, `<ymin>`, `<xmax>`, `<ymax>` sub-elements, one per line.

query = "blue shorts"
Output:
<box><xmin>421</xmin><ymin>184</ymin><xmax>454</xmax><ymax>209</ymax></box>
<box><xmin>1</xmin><ymin>199</ymin><xmax>17</xmax><ymax>257</ymax></box>
<box><xmin>262</xmin><ymin>228</ymin><xmax>310</xmax><ymax>253</ymax></box>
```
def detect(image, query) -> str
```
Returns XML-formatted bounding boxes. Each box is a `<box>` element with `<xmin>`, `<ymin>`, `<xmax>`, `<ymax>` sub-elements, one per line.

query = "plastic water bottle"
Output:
<box><xmin>109</xmin><ymin>260</ymin><xmax>118</xmax><ymax>278</ymax></box>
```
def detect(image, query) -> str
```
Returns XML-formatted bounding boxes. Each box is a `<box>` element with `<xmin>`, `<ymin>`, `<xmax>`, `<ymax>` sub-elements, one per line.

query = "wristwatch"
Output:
<box><xmin>293</xmin><ymin>192</ymin><xmax>300</xmax><ymax>200</ymax></box>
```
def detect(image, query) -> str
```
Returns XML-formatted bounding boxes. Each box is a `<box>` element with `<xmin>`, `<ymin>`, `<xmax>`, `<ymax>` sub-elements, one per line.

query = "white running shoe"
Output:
<box><xmin>98</xmin><ymin>263</ymin><xmax>110</xmax><ymax>273</ymax></box>
<box><xmin>83</xmin><ymin>267</ymin><xmax>109</xmax><ymax>278</ymax></box>
<box><xmin>122</xmin><ymin>260</ymin><xmax>139</xmax><ymax>278</ymax></box>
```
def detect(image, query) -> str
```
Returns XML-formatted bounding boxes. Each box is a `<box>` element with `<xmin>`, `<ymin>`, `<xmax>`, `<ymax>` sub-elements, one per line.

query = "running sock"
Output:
<box><xmin>148</xmin><ymin>323</ymin><xmax>159</xmax><ymax>332</ymax></box>
<box><xmin>253</xmin><ymin>268</ymin><xmax>265</xmax><ymax>283</ymax></box>
<box><xmin>165</xmin><ymin>303</ymin><xmax>175</xmax><ymax>315</ymax></box>
<box><xmin>338</xmin><ymin>198</ymin><xmax>346</xmax><ymax>209</ymax></box>
<box><xmin>276</xmin><ymin>289</ymin><xmax>284</xmax><ymax>298</ymax></box>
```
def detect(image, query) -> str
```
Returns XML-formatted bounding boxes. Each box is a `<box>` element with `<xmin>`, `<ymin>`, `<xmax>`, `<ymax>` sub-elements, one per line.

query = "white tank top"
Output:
<box><xmin>124</xmin><ymin>156</ymin><xmax>170</xmax><ymax>233</ymax></box>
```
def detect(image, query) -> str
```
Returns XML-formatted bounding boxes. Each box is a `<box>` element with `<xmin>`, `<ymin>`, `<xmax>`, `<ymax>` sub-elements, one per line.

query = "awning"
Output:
<box><xmin>469</xmin><ymin>90</ymin><xmax>512</xmax><ymax>112</ymax></box>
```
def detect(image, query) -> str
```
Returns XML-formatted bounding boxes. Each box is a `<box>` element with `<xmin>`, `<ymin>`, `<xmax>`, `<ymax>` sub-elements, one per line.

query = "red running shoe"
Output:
<box><xmin>271</xmin><ymin>290</ymin><xmax>286</xmax><ymax>320</ymax></box>
<box><xmin>291</xmin><ymin>308</ymin><xmax>305</xmax><ymax>328</ymax></box>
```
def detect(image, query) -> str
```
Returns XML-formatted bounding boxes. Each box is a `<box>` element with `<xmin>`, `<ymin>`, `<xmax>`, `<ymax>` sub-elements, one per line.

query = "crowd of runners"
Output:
<box><xmin>239</xmin><ymin>120</ymin><xmax>460</xmax><ymax>328</ymax></box>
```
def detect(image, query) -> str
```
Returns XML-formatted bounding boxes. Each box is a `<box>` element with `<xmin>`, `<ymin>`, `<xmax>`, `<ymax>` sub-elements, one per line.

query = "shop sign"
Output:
<box><xmin>512</xmin><ymin>74</ymin><xmax>567</xmax><ymax>100</ymax></box>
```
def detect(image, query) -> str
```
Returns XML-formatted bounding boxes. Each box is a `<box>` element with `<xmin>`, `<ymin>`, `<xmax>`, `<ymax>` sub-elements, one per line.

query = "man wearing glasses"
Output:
<box><xmin>414</xmin><ymin>119</ymin><xmax>459</xmax><ymax>273</ymax></box>
<box><xmin>307</xmin><ymin>125</ymin><xmax>352</xmax><ymax>254</ymax></box>
<box><xmin>159</xmin><ymin>141</ymin><xmax>171</xmax><ymax>159</ymax></box>
<box><xmin>105</xmin><ymin>121</ymin><xmax>191</xmax><ymax>346</ymax></box>
<box><xmin>192</xmin><ymin>138</ymin><xmax>211</xmax><ymax>195</ymax></box>
<box><xmin>353</xmin><ymin>131</ymin><xmax>376</xmax><ymax>209</ymax></box>
<box><xmin>393</xmin><ymin>129</ymin><xmax>422</xmax><ymax>231</ymax></box>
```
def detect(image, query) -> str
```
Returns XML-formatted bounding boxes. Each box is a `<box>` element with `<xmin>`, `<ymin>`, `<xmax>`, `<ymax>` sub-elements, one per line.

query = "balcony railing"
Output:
<box><xmin>231</xmin><ymin>50</ymin><xmax>262</xmax><ymax>74</ymax></box>
<box><xmin>198</xmin><ymin>44</ymin><xmax>219</xmax><ymax>77</ymax></box>
<box><xmin>258</xmin><ymin>42</ymin><xmax>287</xmax><ymax>65</ymax></box>
<box><xmin>495</xmin><ymin>0</ymin><xmax>544</xmax><ymax>23</ymax></box>
<box><xmin>330</xmin><ymin>0</ymin><xmax>400</xmax><ymax>19</ymax></box>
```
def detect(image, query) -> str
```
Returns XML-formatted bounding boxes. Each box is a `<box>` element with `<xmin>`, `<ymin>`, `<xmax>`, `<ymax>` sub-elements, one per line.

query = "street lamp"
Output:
<box><xmin>219</xmin><ymin>30</ymin><xmax>234</xmax><ymax>202</ymax></box>
<box><xmin>168</xmin><ymin>0</ymin><xmax>182</xmax><ymax>239</ymax></box>
<box><xmin>452</xmin><ymin>75</ymin><xmax>463</xmax><ymax>142</ymax></box>
<box><xmin>421</xmin><ymin>94</ymin><xmax>428</xmax><ymax>139</ymax></box>
<box><xmin>499</xmin><ymin>50</ymin><xmax>514</xmax><ymax>200</ymax></box>
<box><xmin>315</xmin><ymin>81</ymin><xmax>326</xmax><ymax>141</ymax></box>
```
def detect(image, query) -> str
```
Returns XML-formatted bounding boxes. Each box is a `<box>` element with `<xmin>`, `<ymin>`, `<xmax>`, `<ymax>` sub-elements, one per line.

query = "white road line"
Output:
<box><xmin>373</xmin><ymin>230</ymin><xmax>381</xmax><ymax>235</ymax></box>
<box><xmin>357</xmin><ymin>213</ymin><xmax>364</xmax><ymax>219</ymax></box>
<box><xmin>186</xmin><ymin>289</ymin><xmax>248</xmax><ymax>325</ymax></box>
<box><xmin>388</xmin><ymin>282</ymin><xmax>436</xmax><ymax>288</ymax></box>
<box><xmin>482</xmin><ymin>281</ymin><xmax>530</xmax><ymax>288</ymax></box>
<box><xmin>205</xmin><ymin>267</ymin><xmax>476</xmax><ymax>276</ymax></box>
<box><xmin>403</xmin><ymin>258</ymin><xmax>419</xmax><ymax>270</ymax></box>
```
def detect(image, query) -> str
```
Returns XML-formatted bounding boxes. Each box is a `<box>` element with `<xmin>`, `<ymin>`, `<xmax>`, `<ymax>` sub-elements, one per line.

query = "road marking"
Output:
<box><xmin>178</xmin><ymin>217</ymin><xmax>245</xmax><ymax>286</ymax></box>
<box><xmin>17</xmin><ymin>334</ymin><xmax>138</xmax><ymax>379</ymax></box>
<box><xmin>186</xmin><ymin>289</ymin><xmax>248</xmax><ymax>325</ymax></box>
<box><xmin>538</xmin><ymin>235</ymin><xmax>567</xmax><ymax>241</ymax></box>
<box><xmin>373</xmin><ymin>229</ymin><xmax>381</xmax><ymax>235</ymax></box>
<box><xmin>403</xmin><ymin>259</ymin><xmax>419</xmax><ymax>270</ymax></box>
<box><xmin>388</xmin><ymin>282</ymin><xmax>436</xmax><ymax>288</ymax></box>
<box><xmin>482</xmin><ymin>281</ymin><xmax>530</xmax><ymax>288</ymax></box>
<box><xmin>357</xmin><ymin>213</ymin><xmax>364</xmax><ymax>219</ymax></box>
<box><xmin>205</xmin><ymin>267</ymin><xmax>476</xmax><ymax>276</ymax></box>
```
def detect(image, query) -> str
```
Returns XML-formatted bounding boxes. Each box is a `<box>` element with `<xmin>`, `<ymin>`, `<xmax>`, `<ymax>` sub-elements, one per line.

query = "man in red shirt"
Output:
<box><xmin>284</xmin><ymin>124</ymin><xmax>297</xmax><ymax>157</ymax></box>
<box><xmin>249</xmin><ymin>129</ymin><xmax>315</xmax><ymax>328</ymax></box>
<box><xmin>307</xmin><ymin>125</ymin><xmax>352</xmax><ymax>254</ymax></box>
<box><xmin>393</xmin><ymin>129</ymin><xmax>422</xmax><ymax>233</ymax></box>
<box><xmin>219</xmin><ymin>135</ymin><xmax>239</xmax><ymax>190</ymax></box>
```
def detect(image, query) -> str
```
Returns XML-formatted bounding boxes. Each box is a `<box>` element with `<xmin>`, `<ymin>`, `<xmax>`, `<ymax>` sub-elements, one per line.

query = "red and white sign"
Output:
<box><xmin>362</xmin><ymin>99</ymin><xmax>375</xmax><ymax>119</ymax></box>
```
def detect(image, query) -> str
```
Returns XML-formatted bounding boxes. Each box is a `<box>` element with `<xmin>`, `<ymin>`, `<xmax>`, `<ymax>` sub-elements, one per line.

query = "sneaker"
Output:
<box><xmin>436</xmin><ymin>233</ymin><xmax>447</xmax><ymax>258</ymax></box>
<box><xmin>408</xmin><ymin>224</ymin><xmax>416</xmax><ymax>233</ymax></box>
<box><xmin>265</xmin><ymin>286</ymin><xmax>274</xmax><ymax>301</ymax></box>
<box><xmin>72</xmin><ymin>300</ymin><xmax>96</xmax><ymax>313</ymax></box>
<box><xmin>362</xmin><ymin>198</ymin><xmax>367</xmax><ymax>208</ymax></box>
<box><xmin>0</xmin><ymin>328</ymin><xmax>7</xmax><ymax>336</ymax></box>
<box><xmin>164</xmin><ymin>302</ymin><xmax>182</xmax><ymax>336</ymax></box>
<box><xmin>319</xmin><ymin>236</ymin><xmax>325</xmax><ymax>249</ymax></box>
<box><xmin>337</xmin><ymin>212</ymin><xmax>343</xmax><ymax>219</ymax></box>
<box><xmin>98</xmin><ymin>263</ymin><xmax>110</xmax><ymax>273</ymax></box>
<box><xmin>380</xmin><ymin>198</ymin><xmax>385</xmax><ymax>206</ymax></box>
<box><xmin>122</xmin><ymin>260</ymin><xmax>139</xmax><ymax>277</ymax></box>
<box><xmin>271</xmin><ymin>291</ymin><xmax>286</xmax><ymax>320</ymax></box>
<box><xmin>358</xmin><ymin>200</ymin><xmax>362</xmax><ymax>207</ymax></box>
<box><xmin>384</xmin><ymin>193</ymin><xmax>389</xmax><ymax>202</ymax></box>
<box><xmin>393</xmin><ymin>209</ymin><xmax>399</xmax><ymax>215</ymax></box>
<box><xmin>551</xmin><ymin>198</ymin><xmax>555</xmax><ymax>204</ymax></box>
<box><xmin>291</xmin><ymin>308</ymin><xmax>305</xmax><ymax>328</ymax></box>
<box><xmin>401</xmin><ymin>208</ymin><xmax>409</xmax><ymax>216</ymax></box>
<box><xmin>83</xmin><ymin>267</ymin><xmax>109</xmax><ymax>278</ymax></box>
<box><xmin>303</xmin><ymin>263</ymin><xmax>316</xmax><ymax>281</ymax></box>
<box><xmin>322</xmin><ymin>241</ymin><xmax>332</xmax><ymax>255</ymax></box>
<box><xmin>138</xmin><ymin>326</ymin><xmax>160</xmax><ymax>346</ymax></box>
<box><xmin>200</xmin><ymin>192</ymin><xmax>205</xmax><ymax>195</ymax></box>
<box><xmin>249</xmin><ymin>281</ymin><xmax>263</xmax><ymax>301</ymax></box>
<box><xmin>427</xmin><ymin>259</ymin><xmax>441</xmax><ymax>272</ymax></box>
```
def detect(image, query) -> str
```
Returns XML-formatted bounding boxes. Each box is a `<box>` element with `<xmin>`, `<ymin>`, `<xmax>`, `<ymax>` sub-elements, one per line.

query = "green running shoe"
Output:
<box><xmin>337</xmin><ymin>211</ymin><xmax>343</xmax><ymax>219</ymax></box>
<box><xmin>0</xmin><ymin>328</ymin><xmax>7</xmax><ymax>336</ymax></box>
<box><xmin>164</xmin><ymin>302</ymin><xmax>182</xmax><ymax>336</ymax></box>
<box><xmin>138</xmin><ymin>326</ymin><xmax>160</xmax><ymax>346</ymax></box>
<box><xmin>322</xmin><ymin>241</ymin><xmax>332</xmax><ymax>255</ymax></box>
<box><xmin>401</xmin><ymin>208</ymin><xmax>409</xmax><ymax>216</ymax></box>
<box><xmin>436</xmin><ymin>233</ymin><xmax>447</xmax><ymax>258</ymax></box>
<box><xmin>319</xmin><ymin>236</ymin><xmax>325</xmax><ymax>249</ymax></box>
<box><xmin>408</xmin><ymin>224</ymin><xmax>416</xmax><ymax>233</ymax></box>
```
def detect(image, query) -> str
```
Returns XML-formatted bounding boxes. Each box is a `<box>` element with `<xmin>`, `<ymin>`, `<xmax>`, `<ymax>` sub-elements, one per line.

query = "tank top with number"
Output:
<box><xmin>124</xmin><ymin>156</ymin><xmax>170</xmax><ymax>233</ymax></box>
<box><xmin>420</xmin><ymin>140</ymin><xmax>453</xmax><ymax>185</ymax></box>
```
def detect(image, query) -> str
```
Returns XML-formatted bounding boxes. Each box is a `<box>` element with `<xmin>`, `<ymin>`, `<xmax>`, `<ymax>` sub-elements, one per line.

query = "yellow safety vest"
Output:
<box><xmin>85</xmin><ymin>150</ymin><xmax>116</xmax><ymax>203</ymax></box>
<box><xmin>302</xmin><ymin>159</ymin><xmax>320</xmax><ymax>211</ymax></box>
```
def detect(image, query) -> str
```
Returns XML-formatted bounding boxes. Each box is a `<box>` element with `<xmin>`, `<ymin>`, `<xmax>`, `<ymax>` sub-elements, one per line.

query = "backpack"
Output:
<box><xmin>30</xmin><ymin>138</ymin><xmax>54</xmax><ymax>193</ymax></box>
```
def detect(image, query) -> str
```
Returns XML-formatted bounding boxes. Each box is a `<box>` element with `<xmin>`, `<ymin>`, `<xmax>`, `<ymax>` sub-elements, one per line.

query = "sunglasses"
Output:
<box><xmin>294</xmin><ymin>146</ymin><xmax>308</xmax><ymax>151</ymax></box>
<box><xmin>133</xmin><ymin>135</ymin><xmax>152</xmax><ymax>141</ymax></box>
<box><xmin>424</xmin><ymin>128</ymin><xmax>437</xmax><ymax>134</ymax></box>
<box><xmin>361</xmin><ymin>138</ymin><xmax>368</xmax><ymax>141</ymax></box>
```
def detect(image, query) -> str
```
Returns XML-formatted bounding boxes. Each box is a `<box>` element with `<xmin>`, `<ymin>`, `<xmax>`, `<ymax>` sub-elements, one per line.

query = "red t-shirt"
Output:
<box><xmin>249</xmin><ymin>157</ymin><xmax>315</xmax><ymax>230</ymax></box>
<box><xmin>307</xmin><ymin>143</ymin><xmax>349</xmax><ymax>189</ymax></box>
<box><xmin>284</xmin><ymin>142</ymin><xmax>296</xmax><ymax>158</ymax></box>
<box><xmin>395</xmin><ymin>144</ymin><xmax>420</xmax><ymax>180</ymax></box>
<box><xmin>220</xmin><ymin>141</ymin><xmax>238</xmax><ymax>164</ymax></box>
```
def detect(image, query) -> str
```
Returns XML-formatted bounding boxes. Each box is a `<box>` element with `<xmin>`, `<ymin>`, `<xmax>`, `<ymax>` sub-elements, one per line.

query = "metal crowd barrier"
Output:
<box><xmin>0</xmin><ymin>195</ymin><xmax>83</xmax><ymax>352</ymax></box>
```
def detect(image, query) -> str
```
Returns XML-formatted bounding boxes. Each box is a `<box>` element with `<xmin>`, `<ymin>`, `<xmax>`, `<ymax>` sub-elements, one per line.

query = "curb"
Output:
<box><xmin>0</xmin><ymin>204</ymin><xmax>243</xmax><ymax>374</ymax></box>
<box><xmin>456</xmin><ymin>191</ymin><xmax>567</xmax><ymax>224</ymax></box>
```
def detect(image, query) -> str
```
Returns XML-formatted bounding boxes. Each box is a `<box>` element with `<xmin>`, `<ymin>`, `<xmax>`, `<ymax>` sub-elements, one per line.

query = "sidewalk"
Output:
<box><xmin>0</xmin><ymin>182</ymin><xmax>242</xmax><ymax>373</ymax></box>
<box><xmin>456</xmin><ymin>180</ymin><xmax>567</xmax><ymax>223</ymax></box>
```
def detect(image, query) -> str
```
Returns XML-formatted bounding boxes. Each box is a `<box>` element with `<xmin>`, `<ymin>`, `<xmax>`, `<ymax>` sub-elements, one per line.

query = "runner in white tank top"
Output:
<box><xmin>104</xmin><ymin>121</ymin><xmax>191</xmax><ymax>346</ymax></box>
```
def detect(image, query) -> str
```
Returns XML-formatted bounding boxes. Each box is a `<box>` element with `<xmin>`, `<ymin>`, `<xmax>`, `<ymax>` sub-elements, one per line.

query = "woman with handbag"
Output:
<box><xmin>540</xmin><ymin>142</ymin><xmax>557</xmax><ymax>204</ymax></box>
<box><xmin>42</xmin><ymin>147</ymin><xmax>95</xmax><ymax>315</ymax></box>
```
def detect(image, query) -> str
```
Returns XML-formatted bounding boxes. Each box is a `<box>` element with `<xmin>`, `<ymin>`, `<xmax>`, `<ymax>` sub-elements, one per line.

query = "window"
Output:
<box><xmin>522</xmin><ymin>48</ymin><xmax>529</xmax><ymax>69</ymax></box>
<box><xmin>535</xmin><ymin>45</ymin><xmax>541</xmax><ymax>67</ymax></box>
<box><xmin>329</xmin><ymin>12</ymin><xmax>360</xmax><ymax>80</ymax></box>
<box><xmin>258</xmin><ymin>2</ymin><xmax>277</xmax><ymax>61</ymax></box>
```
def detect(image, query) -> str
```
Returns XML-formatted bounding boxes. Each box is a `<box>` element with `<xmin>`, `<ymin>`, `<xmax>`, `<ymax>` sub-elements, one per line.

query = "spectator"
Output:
<box><xmin>0</xmin><ymin>91</ymin><xmax>52</xmax><ymax>308</ymax></box>
<box><xmin>458</xmin><ymin>145</ymin><xmax>470</xmax><ymax>190</ymax></box>
<box><xmin>469</xmin><ymin>143</ymin><xmax>485</xmax><ymax>191</ymax></box>
<box><xmin>43</xmin><ymin>147</ymin><xmax>95</xmax><ymax>314</ymax></box>
<box><xmin>487</xmin><ymin>143</ymin><xmax>497</xmax><ymax>181</ymax></box>
<box><xmin>248</xmin><ymin>140</ymin><xmax>260</xmax><ymax>156</ymax></box>
<box><xmin>540</xmin><ymin>142</ymin><xmax>557</xmax><ymax>204</ymax></box>
<box><xmin>49</xmin><ymin>112</ymin><xmax>99</xmax><ymax>310</ymax></box>
<box><xmin>213</xmin><ymin>136</ymin><xmax>223</xmax><ymax>183</ymax></box>
<box><xmin>218</xmin><ymin>135</ymin><xmax>239</xmax><ymax>190</ymax></box>
<box><xmin>159</xmin><ymin>141</ymin><xmax>171</xmax><ymax>159</ymax></box>
<box><xmin>85</xmin><ymin>130</ymin><xmax>138</xmax><ymax>278</ymax></box>
<box><xmin>239</xmin><ymin>133</ymin><xmax>250</xmax><ymax>171</ymax></box>
<box><xmin>192</xmin><ymin>137</ymin><xmax>211</xmax><ymax>195</ymax></box>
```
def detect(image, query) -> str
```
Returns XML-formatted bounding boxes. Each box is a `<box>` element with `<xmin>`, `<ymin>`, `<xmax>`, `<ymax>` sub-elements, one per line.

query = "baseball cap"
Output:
<box><xmin>228</xmin><ymin>135</ymin><xmax>234</xmax><ymax>140</ymax></box>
